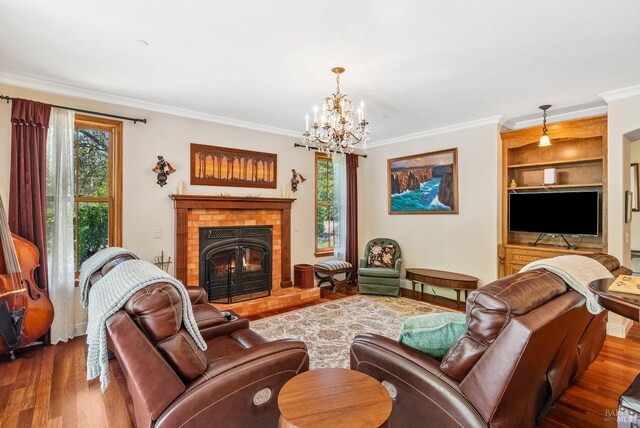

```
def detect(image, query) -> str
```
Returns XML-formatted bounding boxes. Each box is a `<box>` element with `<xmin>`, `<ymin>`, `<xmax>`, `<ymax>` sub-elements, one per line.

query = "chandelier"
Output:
<box><xmin>301</xmin><ymin>67</ymin><xmax>370</xmax><ymax>154</ymax></box>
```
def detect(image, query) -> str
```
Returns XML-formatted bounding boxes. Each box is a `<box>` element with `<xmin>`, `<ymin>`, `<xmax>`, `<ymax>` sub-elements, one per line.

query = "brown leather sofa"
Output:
<box><xmin>92</xmin><ymin>256</ymin><xmax>309</xmax><ymax>428</ymax></box>
<box><xmin>350</xmin><ymin>254</ymin><xmax>629</xmax><ymax>427</ymax></box>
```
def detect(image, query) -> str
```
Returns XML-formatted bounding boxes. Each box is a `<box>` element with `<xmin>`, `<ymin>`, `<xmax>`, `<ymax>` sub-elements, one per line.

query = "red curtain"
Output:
<box><xmin>9</xmin><ymin>98</ymin><xmax>52</xmax><ymax>292</ymax></box>
<box><xmin>346</xmin><ymin>154</ymin><xmax>359</xmax><ymax>279</ymax></box>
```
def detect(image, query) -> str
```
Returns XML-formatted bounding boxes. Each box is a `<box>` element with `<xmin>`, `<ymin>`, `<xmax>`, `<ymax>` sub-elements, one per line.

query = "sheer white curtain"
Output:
<box><xmin>332</xmin><ymin>153</ymin><xmax>347</xmax><ymax>260</ymax></box>
<box><xmin>46</xmin><ymin>107</ymin><xmax>76</xmax><ymax>344</ymax></box>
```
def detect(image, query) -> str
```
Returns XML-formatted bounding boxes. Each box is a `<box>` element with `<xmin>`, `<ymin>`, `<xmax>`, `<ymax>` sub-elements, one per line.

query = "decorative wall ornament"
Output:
<box><xmin>152</xmin><ymin>156</ymin><xmax>176</xmax><ymax>187</ymax></box>
<box><xmin>191</xmin><ymin>144</ymin><xmax>277</xmax><ymax>188</ymax></box>
<box><xmin>290</xmin><ymin>169</ymin><xmax>306</xmax><ymax>193</ymax></box>
<box><xmin>387</xmin><ymin>148</ymin><xmax>458</xmax><ymax>214</ymax></box>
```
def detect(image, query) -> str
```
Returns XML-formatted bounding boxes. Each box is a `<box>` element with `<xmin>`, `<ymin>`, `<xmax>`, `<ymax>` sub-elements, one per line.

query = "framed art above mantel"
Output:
<box><xmin>190</xmin><ymin>143</ymin><xmax>277</xmax><ymax>188</ymax></box>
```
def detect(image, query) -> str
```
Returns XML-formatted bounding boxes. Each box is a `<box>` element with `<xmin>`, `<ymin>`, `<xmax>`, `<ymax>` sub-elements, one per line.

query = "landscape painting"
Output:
<box><xmin>388</xmin><ymin>148</ymin><xmax>458</xmax><ymax>214</ymax></box>
<box><xmin>191</xmin><ymin>144</ymin><xmax>277</xmax><ymax>188</ymax></box>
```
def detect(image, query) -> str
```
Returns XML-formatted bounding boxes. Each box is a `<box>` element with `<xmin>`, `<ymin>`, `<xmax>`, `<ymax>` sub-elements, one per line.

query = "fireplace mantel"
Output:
<box><xmin>170</xmin><ymin>194</ymin><xmax>296</xmax><ymax>210</ymax></box>
<box><xmin>170</xmin><ymin>194</ymin><xmax>296</xmax><ymax>288</ymax></box>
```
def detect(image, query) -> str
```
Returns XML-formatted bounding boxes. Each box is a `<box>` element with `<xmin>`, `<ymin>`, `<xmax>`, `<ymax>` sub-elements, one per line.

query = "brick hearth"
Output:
<box><xmin>170</xmin><ymin>195</ymin><xmax>320</xmax><ymax>315</ymax></box>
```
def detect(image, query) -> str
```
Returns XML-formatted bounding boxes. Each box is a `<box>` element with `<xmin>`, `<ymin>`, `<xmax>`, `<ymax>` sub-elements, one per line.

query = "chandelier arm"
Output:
<box><xmin>347</xmin><ymin>131</ymin><xmax>366</xmax><ymax>142</ymax></box>
<box><xmin>293</xmin><ymin>143</ymin><xmax>367</xmax><ymax>158</ymax></box>
<box><xmin>312</xmin><ymin>135</ymin><xmax>332</xmax><ymax>145</ymax></box>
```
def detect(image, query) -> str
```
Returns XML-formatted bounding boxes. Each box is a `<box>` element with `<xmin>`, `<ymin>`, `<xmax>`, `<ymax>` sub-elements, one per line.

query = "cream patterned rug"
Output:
<box><xmin>250</xmin><ymin>294</ymin><xmax>451</xmax><ymax>369</ymax></box>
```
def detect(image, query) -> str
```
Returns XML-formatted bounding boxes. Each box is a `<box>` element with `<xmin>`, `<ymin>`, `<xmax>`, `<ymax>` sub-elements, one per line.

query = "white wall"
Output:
<box><xmin>605</xmin><ymin>92</ymin><xmax>640</xmax><ymax>266</ymax></box>
<box><xmin>603</xmin><ymin>89</ymin><xmax>640</xmax><ymax>337</ymax></box>
<box><xmin>360</xmin><ymin>122</ymin><xmax>501</xmax><ymax>297</ymax></box>
<box><xmin>0</xmin><ymin>83</ymin><xmax>326</xmax><ymax>333</ymax></box>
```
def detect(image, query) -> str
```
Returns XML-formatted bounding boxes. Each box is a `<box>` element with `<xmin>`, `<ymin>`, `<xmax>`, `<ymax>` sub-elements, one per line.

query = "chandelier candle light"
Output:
<box><xmin>301</xmin><ymin>67</ymin><xmax>370</xmax><ymax>155</ymax></box>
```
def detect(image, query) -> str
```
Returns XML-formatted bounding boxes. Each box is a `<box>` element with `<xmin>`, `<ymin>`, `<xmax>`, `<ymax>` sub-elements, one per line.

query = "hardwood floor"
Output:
<box><xmin>0</xmin><ymin>336</ymin><xmax>130</xmax><ymax>428</ymax></box>
<box><xmin>541</xmin><ymin>326</ymin><xmax>640</xmax><ymax>427</ymax></box>
<box><xmin>0</xmin><ymin>289</ymin><xmax>638</xmax><ymax>428</ymax></box>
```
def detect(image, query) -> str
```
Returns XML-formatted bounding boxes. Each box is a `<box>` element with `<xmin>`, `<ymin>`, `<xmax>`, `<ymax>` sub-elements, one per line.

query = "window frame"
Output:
<box><xmin>314</xmin><ymin>152</ymin><xmax>335</xmax><ymax>257</ymax></box>
<box><xmin>73</xmin><ymin>114</ymin><xmax>123</xmax><ymax>271</ymax></box>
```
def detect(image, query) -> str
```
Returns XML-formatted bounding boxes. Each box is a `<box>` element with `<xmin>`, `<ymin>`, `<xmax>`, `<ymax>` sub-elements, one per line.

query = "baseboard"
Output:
<box><xmin>606</xmin><ymin>318</ymin><xmax>633</xmax><ymax>338</ymax></box>
<box><xmin>74</xmin><ymin>323</ymin><xmax>87</xmax><ymax>337</ymax></box>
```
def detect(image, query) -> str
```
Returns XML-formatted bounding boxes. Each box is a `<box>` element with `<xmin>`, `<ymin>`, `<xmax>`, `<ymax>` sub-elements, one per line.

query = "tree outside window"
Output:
<box><xmin>46</xmin><ymin>115</ymin><xmax>122</xmax><ymax>272</ymax></box>
<box><xmin>315</xmin><ymin>153</ymin><xmax>337</xmax><ymax>256</ymax></box>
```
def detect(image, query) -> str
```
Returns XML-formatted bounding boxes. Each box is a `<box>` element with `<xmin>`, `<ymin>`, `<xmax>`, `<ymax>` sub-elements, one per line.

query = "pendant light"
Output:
<box><xmin>538</xmin><ymin>105</ymin><xmax>552</xmax><ymax>147</ymax></box>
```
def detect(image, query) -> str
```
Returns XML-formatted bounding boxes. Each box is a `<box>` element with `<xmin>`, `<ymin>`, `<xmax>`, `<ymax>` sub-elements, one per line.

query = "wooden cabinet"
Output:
<box><xmin>498</xmin><ymin>115</ymin><xmax>608</xmax><ymax>277</ymax></box>
<box><xmin>498</xmin><ymin>244</ymin><xmax>597</xmax><ymax>277</ymax></box>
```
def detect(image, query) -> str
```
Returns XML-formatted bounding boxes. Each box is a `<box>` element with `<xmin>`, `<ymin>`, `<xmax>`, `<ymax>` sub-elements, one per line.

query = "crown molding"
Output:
<box><xmin>502</xmin><ymin>105</ymin><xmax>608</xmax><ymax>130</ymax></box>
<box><xmin>367</xmin><ymin>115</ymin><xmax>503</xmax><ymax>148</ymax></box>
<box><xmin>600</xmin><ymin>84</ymin><xmax>640</xmax><ymax>103</ymax></box>
<box><xmin>0</xmin><ymin>72</ymin><xmax>300</xmax><ymax>137</ymax></box>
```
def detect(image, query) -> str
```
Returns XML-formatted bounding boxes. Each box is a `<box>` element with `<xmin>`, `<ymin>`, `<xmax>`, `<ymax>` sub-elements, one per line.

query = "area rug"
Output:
<box><xmin>250</xmin><ymin>295</ymin><xmax>452</xmax><ymax>369</ymax></box>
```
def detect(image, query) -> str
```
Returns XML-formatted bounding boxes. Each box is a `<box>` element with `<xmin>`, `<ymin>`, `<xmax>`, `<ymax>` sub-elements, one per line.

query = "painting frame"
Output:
<box><xmin>631</xmin><ymin>163</ymin><xmax>639</xmax><ymax>211</ymax></box>
<box><xmin>387</xmin><ymin>147</ymin><xmax>459</xmax><ymax>215</ymax></box>
<box><xmin>190</xmin><ymin>143</ymin><xmax>278</xmax><ymax>189</ymax></box>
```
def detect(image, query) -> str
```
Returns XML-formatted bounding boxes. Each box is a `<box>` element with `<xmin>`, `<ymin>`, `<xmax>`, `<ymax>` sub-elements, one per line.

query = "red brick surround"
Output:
<box><xmin>170</xmin><ymin>195</ymin><xmax>295</xmax><ymax>288</ymax></box>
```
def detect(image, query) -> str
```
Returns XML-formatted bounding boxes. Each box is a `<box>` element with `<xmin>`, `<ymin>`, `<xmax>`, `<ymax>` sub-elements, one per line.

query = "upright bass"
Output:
<box><xmin>0</xmin><ymin>195</ymin><xmax>54</xmax><ymax>361</ymax></box>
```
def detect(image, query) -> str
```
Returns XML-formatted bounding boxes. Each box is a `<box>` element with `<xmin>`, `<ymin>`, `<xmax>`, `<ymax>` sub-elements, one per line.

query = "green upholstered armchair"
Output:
<box><xmin>358</xmin><ymin>238</ymin><xmax>402</xmax><ymax>296</ymax></box>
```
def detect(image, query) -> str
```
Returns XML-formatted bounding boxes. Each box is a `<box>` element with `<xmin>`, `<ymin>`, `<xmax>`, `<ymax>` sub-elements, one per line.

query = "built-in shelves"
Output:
<box><xmin>498</xmin><ymin>115</ymin><xmax>608</xmax><ymax>277</ymax></box>
<box><xmin>507</xmin><ymin>156</ymin><xmax>604</xmax><ymax>169</ymax></box>
<box><xmin>508</xmin><ymin>182</ymin><xmax>604</xmax><ymax>191</ymax></box>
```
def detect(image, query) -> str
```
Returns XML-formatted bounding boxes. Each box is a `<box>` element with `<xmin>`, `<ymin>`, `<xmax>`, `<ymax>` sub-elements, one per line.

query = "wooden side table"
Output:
<box><xmin>405</xmin><ymin>268</ymin><xmax>479</xmax><ymax>306</ymax></box>
<box><xmin>589</xmin><ymin>278</ymin><xmax>640</xmax><ymax>322</ymax></box>
<box><xmin>278</xmin><ymin>368</ymin><xmax>392</xmax><ymax>428</ymax></box>
<box><xmin>589</xmin><ymin>277</ymin><xmax>640</xmax><ymax>426</ymax></box>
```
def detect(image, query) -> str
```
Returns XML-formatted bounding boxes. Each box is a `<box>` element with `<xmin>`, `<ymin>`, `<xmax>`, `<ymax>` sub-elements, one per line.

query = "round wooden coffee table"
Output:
<box><xmin>278</xmin><ymin>368</ymin><xmax>392</xmax><ymax>428</ymax></box>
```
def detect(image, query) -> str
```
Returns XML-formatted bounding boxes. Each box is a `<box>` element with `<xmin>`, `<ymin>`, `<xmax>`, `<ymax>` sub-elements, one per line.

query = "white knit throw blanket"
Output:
<box><xmin>86</xmin><ymin>259</ymin><xmax>206</xmax><ymax>392</ymax></box>
<box><xmin>520</xmin><ymin>255</ymin><xmax>613</xmax><ymax>315</ymax></box>
<box><xmin>79</xmin><ymin>247</ymin><xmax>139</xmax><ymax>308</ymax></box>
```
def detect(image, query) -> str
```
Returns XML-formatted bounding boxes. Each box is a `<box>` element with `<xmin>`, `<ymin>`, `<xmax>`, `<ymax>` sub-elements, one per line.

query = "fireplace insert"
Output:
<box><xmin>199</xmin><ymin>226</ymin><xmax>272</xmax><ymax>303</ymax></box>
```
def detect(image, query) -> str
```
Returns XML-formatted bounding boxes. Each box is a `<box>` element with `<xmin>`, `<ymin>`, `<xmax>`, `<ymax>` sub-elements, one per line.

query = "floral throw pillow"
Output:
<box><xmin>367</xmin><ymin>244</ymin><xmax>396</xmax><ymax>268</ymax></box>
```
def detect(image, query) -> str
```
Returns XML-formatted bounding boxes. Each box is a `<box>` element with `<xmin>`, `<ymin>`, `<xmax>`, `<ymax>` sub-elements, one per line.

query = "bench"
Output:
<box><xmin>313</xmin><ymin>260</ymin><xmax>353</xmax><ymax>292</ymax></box>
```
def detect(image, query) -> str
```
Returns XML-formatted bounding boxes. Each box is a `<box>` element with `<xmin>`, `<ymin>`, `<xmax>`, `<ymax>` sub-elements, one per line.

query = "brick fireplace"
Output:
<box><xmin>171</xmin><ymin>195</ymin><xmax>320</xmax><ymax>316</ymax></box>
<box><xmin>199</xmin><ymin>225</ymin><xmax>273</xmax><ymax>303</ymax></box>
<box><xmin>170</xmin><ymin>195</ymin><xmax>295</xmax><ymax>291</ymax></box>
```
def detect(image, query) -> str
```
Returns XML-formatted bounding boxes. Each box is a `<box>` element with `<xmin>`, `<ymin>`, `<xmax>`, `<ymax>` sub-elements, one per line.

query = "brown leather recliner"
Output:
<box><xmin>87</xmin><ymin>253</ymin><xmax>222</xmax><ymax>333</ymax></box>
<box><xmin>94</xmin><ymin>258</ymin><xmax>309</xmax><ymax>428</ymax></box>
<box><xmin>350</xmin><ymin>254</ymin><xmax>629</xmax><ymax>427</ymax></box>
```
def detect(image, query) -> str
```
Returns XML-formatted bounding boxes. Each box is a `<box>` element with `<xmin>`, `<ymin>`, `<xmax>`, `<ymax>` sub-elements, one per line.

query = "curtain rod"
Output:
<box><xmin>0</xmin><ymin>95</ymin><xmax>147</xmax><ymax>124</ymax></box>
<box><xmin>293</xmin><ymin>143</ymin><xmax>367</xmax><ymax>158</ymax></box>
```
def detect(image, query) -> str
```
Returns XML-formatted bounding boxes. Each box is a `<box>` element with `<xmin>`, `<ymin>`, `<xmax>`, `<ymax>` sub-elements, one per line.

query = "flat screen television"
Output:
<box><xmin>508</xmin><ymin>191</ymin><xmax>600</xmax><ymax>236</ymax></box>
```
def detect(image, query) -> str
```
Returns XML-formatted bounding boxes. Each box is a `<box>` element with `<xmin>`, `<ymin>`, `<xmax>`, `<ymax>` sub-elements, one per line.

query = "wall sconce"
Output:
<box><xmin>152</xmin><ymin>156</ymin><xmax>176</xmax><ymax>187</ymax></box>
<box><xmin>290</xmin><ymin>169</ymin><xmax>306</xmax><ymax>193</ymax></box>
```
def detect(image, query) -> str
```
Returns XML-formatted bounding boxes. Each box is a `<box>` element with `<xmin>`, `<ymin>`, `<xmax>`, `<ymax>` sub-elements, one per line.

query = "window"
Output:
<box><xmin>315</xmin><ymin>153</ymin><xmax>337</xmax><ymax>256</ymax></box>
<box><xmin>73</xmin><ymin>115</ymin><xmax>122</xmax><ymax>270</ymax></box>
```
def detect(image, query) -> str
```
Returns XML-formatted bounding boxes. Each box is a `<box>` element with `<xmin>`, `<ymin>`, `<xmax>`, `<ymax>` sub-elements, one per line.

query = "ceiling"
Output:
<box><xmin>0</xmin><ymin>1</ymin><xmax>639</xmax><ymax>143</ymax></box>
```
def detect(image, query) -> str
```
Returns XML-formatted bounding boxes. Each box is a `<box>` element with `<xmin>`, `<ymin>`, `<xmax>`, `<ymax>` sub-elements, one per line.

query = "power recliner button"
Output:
<box><xmin>381</xmin><ymin>380</ymin><xmax>397</xmax><ymax>399</ymax></box>
<box><xmin>253</xmin><ymin>388</ymin><xmax>272</xmax><ymax>406</ymax></box>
